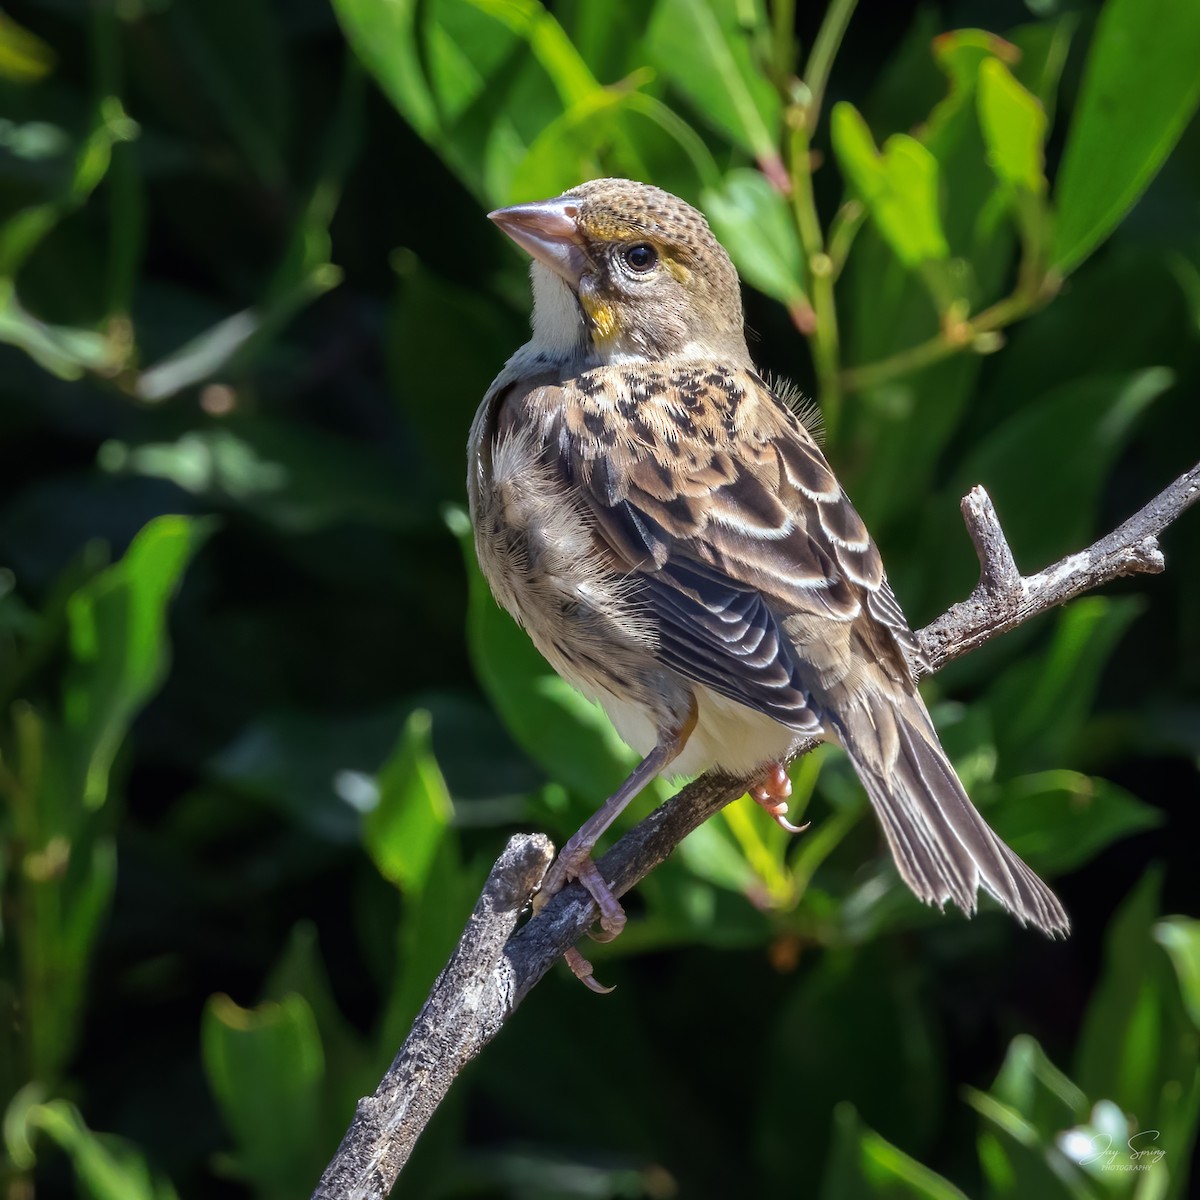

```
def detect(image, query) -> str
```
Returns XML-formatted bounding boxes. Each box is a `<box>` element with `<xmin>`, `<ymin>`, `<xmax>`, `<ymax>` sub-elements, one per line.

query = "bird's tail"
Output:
<box><xmin>830</xmin><ymin>686</ymin><xmax>1069</xmax><ymax>936</ymax></box>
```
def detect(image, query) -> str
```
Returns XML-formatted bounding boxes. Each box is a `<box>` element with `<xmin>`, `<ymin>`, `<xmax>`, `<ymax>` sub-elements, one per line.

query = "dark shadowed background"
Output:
<box><xmin>1</xmin><ymin>1</ymin><xmax>1198</xmax><ymax>1197</ymax></box>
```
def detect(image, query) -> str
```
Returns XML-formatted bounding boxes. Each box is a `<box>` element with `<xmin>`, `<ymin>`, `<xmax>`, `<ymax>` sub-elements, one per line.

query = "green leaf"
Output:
<box><xmin>966</xmin><ymin>1038</ymin><xmax>1102</xmax><ymax>1200</ymax></box>
<box><xmin>986</xmin><ymin>596</ymin><xmax>1144</xmax><ymax>771</ymax></box>
<box><xmin>1155</xmin><ymin>917</ymin><xmax>1200</xmax><ymax>1031</ymax></box>
<box><xmin>364</xmin><ymin>709</ymin><xmax>454</xmax><ymax>894</ymax></box>
<box><xmin>103</xmin><ymin>420</ymin><xmax>424</xmax><ymax>532</ymax></box>
<box><xmin>821</xmin><ymin>1103</ymin><xmax>970</xmax><ymax>1199</ymax></box>
<box><xmin>0</xmin><ymin>97</ymin><xmax>137</xmax><ymax>278</ymax></box>
<box><xmin>645</xmin><ymin>0</ymin><xmax>780</xmax><ymax>162</ymax></box>
<box><xmin>977</xmin><ymin>57</ymin><xmax>1047</xmax><ymax>195</ymax></box>
<box><xmin>1072</xmin><ymin>867</ymin><xmax>1200</xmax><ymax>1169</ymax></box>
<box><xmin>389</xmin><ymin>254</ymin><xmax>529</xmax><ymax>495</ymax></box>
<box><xmin>263</xmin><ymin>923</ymin><xmax>375</xmax><ymax>1144</ymax></box>
<box><xmin>990</xmin><ymin>772</ymin><xmax>1162</xmax><ymax>876</ymax></box>
<box><xmin>202</xmin><ymin>993</ymin><xmax>325</xmax><ymax>1200</ymax></box>
<box><xmin>333</xmin><ymin>0</ymin><xmax>609</xmax><ymax>203</ymax></box>
<box><xmin>0</xmin><ymin>280</ymin><xmax>117</xmax><ymax>380</ymax></box>
<box><xmin>15</xmin><ymin>1098</ymin><xmax>179</xmax><ymax>1200</ymax></box>
<box><xmin>509</xmin><ymin>87</ymin><xmax>638</xmax><ymax>200</ymax></box>
<box><xmin>831</xmin><ymin>103</ymin><xmax>950</xmax><ymax>268</ymax></box>
<box><xmin>330</xmin><ymin>0</ymin><xmax>440</xmax><ymax>140</ymax></box>
<box><xmin>966</xmin><ymin>1087</ymin><xmax>1091</xmax><ymax>1200</ymax></box>
<box><xmin>702</xmin><ymin>169</ymin><xmax>807</xmax><ymax>307</ymax></box>
<box><xmin>955</xmin><ymin>367</ymin><xmax>1171</xmax><ymax>570</ymax></box>
<box><xmin>4</xmin><ymin>518</ymin><xmax>205</xmax><ymax>1086</ymax></box>
<box><xmin>1052</xmin><ymin>0</ymin><xmax>1200</xmax><ymax>273</ymax></box>
<box><xmin>378</xmin><ymin>836</ymin><xmax>474</xmax><ymax>1053</ymax></box>
<box><xmin>63</xmin><ymin>515</ymin><xmax>210</xmax><ymax>809</ymax></box>
<box><xmin>761</xmin><ymin>944</ymin><xmax>944</xmax><ymax>1184</ymax></box>
<box><xmin>0</xmin><ymin>11</ymin><xmax>56</xmax><ymax>83</ymax></box>
<box><xmin>1077</xmin><ymin>869</ymin><xmax>1163</xmax><ymax>1106</ymax></box>
<box><xmin>988</xmin><ymin>1035</ymin><xmax>1089</xmax><ymax>1136</ymax></box>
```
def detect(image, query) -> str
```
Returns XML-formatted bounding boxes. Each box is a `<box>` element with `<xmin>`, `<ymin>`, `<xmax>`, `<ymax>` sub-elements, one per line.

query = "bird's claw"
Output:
<box><xmin>751</xmin><ymin>763</ymin><xmax>810</xmax><ymax>835</ymax></box>
<box><xmin>564</xmin><ymin>947</ymin><xmax>615</xmax><ymax>994</ymax></box>
<box><xmin>535</xmin><ymin>849</ymin><xmax>626</xmax><ymax>988</ymax></box>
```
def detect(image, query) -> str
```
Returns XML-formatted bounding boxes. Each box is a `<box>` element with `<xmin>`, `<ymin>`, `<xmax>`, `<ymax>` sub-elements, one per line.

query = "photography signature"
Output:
<box><xmin>1076</xmin><ymin>1129</ymin><xmax>1165</xmax><ymax>1171</ymax></box>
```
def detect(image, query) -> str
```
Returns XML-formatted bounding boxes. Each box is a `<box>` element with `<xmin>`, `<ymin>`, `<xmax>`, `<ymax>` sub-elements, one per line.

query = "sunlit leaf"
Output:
<box><xmin>15</xmin><ymin>1098</ymin><xmax>179</xmax><ymax>1200</ymax></box>
<box><xmin>821</xmin><ymin>1103</ymin><xmax>969</xmax><ymax>1199</ymax></box>
<box><xmin>0</xmin><ymin>12</ymin><xmax>55</xmax><ymax>84</ymax></box>
<box><xmin>333</xmin><ymin>0</ymin><xmax>609</xmax><ymax>202</ymax></box>
<box><xmin>508</xmin><ymin>85</ymin><xmax>641</xmax><ymax>201</ymax></box>
<box><xmin>989</xmin><ymin>1035</ymin><xmax>1089</xmax><ymax>1135</ymax></box>
<box><xmin>0</xmin><ymin>98</ymin><xmax>137</xmax><ymax>278</ymax></box>
<box><xmin>1154</xmin><ymin>917</ymin><xmax>1200</xmax><ymax>1031</ymax></box>
<box><xmin>0</xmin><ymin>281</ymin><xmax>117</xmax><ymax>380</ymax></box>
<box><xmin>831</xmin><ymin>103</ymin><xmax>949</xmax><ymax>268</ymax></box>
<box><xmin>202</xmin><ymin>993</ymin><xmax>325</xmax><ymax>1200</ymax></box>
<box><xmin>977</xmin><ymin>58</ymin><xmax>1047</xmax><ymax>195</ymax></box>
<box><xmin>364</xmin><ymin>709</ymin><xmax>454</xmax><ymax>894</ymax></box>
<box><xmin>646</xmin><ymin>0</ymin><xmax>780</xmax><ymax>163</ymax></box>
<box><xmin>135</xmin><ymin>257</ymin><xmax>341</xmax><ymax>402</ymax></box>
<box><xmin>63</xmin><ymin>515</ymin><xmax>210</xmax><ymax>809</ymax></box>
<box><xmin>965</xmin><ymin>1086</ymin><xmax>1088</xmax><ymax>1199</ymax></box>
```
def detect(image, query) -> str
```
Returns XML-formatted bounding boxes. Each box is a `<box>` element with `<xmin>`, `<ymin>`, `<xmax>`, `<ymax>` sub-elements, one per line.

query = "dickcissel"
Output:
<box><xmin>468</xmin><ymin>178</ymin><xmax>1067</xmax><ymax>985</ymax></box>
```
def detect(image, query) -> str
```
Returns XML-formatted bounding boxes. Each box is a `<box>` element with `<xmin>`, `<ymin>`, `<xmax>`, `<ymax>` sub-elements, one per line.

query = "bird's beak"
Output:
<box><xmin>489</xmin><ymin>196</ymin><xmax>589</xmax><ymax>288</ymax></box>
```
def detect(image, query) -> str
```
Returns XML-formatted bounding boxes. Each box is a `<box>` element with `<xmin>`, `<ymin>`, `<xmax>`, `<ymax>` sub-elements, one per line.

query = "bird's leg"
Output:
<box><xmin>750</xmin><ymin>762</ymin><xmax>809</xmax><ymax>834</ymax></box>
<box><xmin>536</xmin><ymin>723</ymin><xmax>691</xmax><ymax>928</ymax></box>
<box><xmin>534</xmin><ymin>701</ymin><xmax>697</xmax><ymax>989</ymax></box>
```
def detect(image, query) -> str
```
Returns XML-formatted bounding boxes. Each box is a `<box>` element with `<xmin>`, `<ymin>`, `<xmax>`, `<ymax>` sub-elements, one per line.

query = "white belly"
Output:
<box><xmin>595</xmin><ymin>681</ymin><xmax>807</xmax><ymax>780</ymax></box>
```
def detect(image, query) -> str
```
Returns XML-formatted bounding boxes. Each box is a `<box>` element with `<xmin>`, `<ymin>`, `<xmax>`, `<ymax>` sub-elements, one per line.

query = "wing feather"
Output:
<box><xmin>523</xmin><ymin>362</ymin><xmax>909</xmax><ymax>729</ymax></box>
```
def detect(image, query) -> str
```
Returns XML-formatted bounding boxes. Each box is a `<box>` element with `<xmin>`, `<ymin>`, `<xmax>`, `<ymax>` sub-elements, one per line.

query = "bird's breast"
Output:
<box><xmin>469</xmin><ymin>386</ymin><xmax>687</xmax><ymax>734</ymax></box>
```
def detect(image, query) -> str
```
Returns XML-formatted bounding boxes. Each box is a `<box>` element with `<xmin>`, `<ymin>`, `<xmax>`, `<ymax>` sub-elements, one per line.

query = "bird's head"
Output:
<box><xmin>490</xmin><ymin>178</ymin><xmax>749</xmax><ymax>367</ymax></box>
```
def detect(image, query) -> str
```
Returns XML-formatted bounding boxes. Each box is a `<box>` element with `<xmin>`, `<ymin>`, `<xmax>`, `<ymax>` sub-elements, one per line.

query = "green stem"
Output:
<box><xmin>778</xmin><ymin>0</ymin><xmax>858</xmax><ymax>441</ymax></box>
<box><xmin>803</xmin><ymin>0</ymin><xmax>858</xmax><ymax>132</ymax></box>
<box><xmin>839</xmin><ymin>276</ymin><xmax>1061</xmax><ymax>394</ymax></box>
<box><xmin>91</xmin><ymin>2</ymin><xmax>141</xmax><ymax>321</ymax></box>
<box><xmin>789</xmin><ymin>120</ymin><xmax>842</xmax><ymax>440</ymax></box>
<box><xmin>770</xmin><ymin>0</ymin><xmax>796</xmax><ymax>85</ymax></box>
<box><xmin>826</xmin><ymin>199</ymin><xmax>865</xmax><ymax>279</ymax></box>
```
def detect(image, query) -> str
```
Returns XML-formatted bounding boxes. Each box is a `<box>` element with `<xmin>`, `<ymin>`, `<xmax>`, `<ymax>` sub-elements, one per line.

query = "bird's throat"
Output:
<box><xmin>528</xmin><ymin>263</ymin><xmax>590</xmax><ymax>363</ymax></box>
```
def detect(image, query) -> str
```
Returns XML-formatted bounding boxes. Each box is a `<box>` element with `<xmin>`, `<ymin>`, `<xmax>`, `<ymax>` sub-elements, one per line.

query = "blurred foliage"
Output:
<box><xmin>0</xmin><ymin>1</ymin><xmax>1198</xmax><ymax>1198</ymax></box>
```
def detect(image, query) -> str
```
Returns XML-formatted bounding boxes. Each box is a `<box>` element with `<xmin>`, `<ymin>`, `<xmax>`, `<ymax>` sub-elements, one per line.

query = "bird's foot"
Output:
<box><xmin>750</xmin><ymin>763</ymin><xmax>810</xmax><ymax>835</ymax></box>
<box><xmin>532</xmin><ymin>847</ymin><xmax>627</xmax><ymax>992</ymax></box>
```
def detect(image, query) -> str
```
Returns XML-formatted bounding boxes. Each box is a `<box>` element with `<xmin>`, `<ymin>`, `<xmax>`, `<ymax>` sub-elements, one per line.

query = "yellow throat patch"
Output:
<box><xmin>580</xmin><ymin>293</ymin><xmax>619</xmax><ymax>344</ymax></box>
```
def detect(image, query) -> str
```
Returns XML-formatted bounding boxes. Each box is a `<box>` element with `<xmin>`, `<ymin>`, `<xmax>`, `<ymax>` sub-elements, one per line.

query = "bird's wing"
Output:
<box><xmin>526</xmin><ymin>362</ymin><xmax>921</xmax><ymax>731</ymax></box>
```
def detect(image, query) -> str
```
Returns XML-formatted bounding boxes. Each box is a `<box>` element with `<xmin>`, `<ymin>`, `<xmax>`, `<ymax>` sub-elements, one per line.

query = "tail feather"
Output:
<box><xmin>834</xmin><ymin>688</ymin><xmax>1070</xmax><ymax>936</ymax></box>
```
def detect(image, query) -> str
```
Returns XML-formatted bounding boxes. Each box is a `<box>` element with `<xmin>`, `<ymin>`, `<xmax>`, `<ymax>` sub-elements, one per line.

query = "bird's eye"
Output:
<box><xmin>622</xmin><ymin>243</ymin><xmax>658</xmax><ymax>273</ymax></box>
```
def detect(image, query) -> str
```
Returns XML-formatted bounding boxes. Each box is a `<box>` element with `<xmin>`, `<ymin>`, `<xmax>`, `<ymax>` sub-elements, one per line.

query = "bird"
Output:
<box><xmin>467</xmin><ymin>178</ymin><xmax>1068</xmax><ymax>987</ymax></box>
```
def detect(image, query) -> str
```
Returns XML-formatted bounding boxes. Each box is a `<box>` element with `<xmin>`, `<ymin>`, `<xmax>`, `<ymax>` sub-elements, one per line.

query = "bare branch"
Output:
<box><xmin>920</xmin><ymin>461</ymin><xmax>1197</xmax><ymax>670</ymax></box>
<box><xmin>310</xmin><ymin>834</ymin><xmax>553</xmax><ymax>1200</ymax></box>
<box><xmin>312</xmin><ymin>460</ymin><xmax>1199</xmax><ymax>1199</ymax></box>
